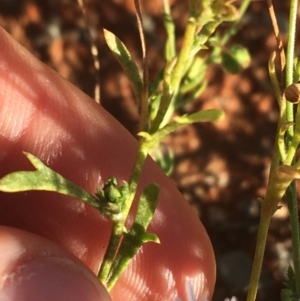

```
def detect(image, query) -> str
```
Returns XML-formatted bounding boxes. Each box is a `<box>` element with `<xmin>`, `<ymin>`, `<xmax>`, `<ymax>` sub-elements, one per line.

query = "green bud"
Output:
<box><xmin>104</xmin><ymin>185</ymin><xmax>122</xmax><ymax>203</ymax></box>
<box><xmin>222</xmin><ymin>44</ymin><xmax>251</xmax><ymax>74</ymax></box>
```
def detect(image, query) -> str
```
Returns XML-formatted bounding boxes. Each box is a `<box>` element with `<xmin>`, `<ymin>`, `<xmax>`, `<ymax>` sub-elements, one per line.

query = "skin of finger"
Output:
<box><xmin>0</xmin><ymin>27</ymin><xmax>215</xmax><ymax>301</ymax></box>
<box><xmin>0</xmin><ymin>226</ymin><xmax>111</xmax><ymax>301</ymax></box>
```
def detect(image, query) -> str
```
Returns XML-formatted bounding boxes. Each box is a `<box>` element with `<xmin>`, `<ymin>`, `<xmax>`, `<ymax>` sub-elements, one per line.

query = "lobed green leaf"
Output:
<box><xmin>0</xmin><ymin>152</ymin><xmax>100</xmax><ymax>209</ymax></box>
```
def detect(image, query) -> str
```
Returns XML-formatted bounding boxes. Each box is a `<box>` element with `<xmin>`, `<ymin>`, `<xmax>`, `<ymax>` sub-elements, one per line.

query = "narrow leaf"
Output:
<box><xmin>174</xmin><ymin>109</ymin><xmax>224</xmax><ymax>124</ymax></box>
<box><xmin>103</xmin><ymin>29</ymin><xmax>143</xmax><ymax>101</ymax></box>
<box><xmin>134</xmin><ymin>182</ymin><xmax>160</xmax><ymax>228</ymax></box>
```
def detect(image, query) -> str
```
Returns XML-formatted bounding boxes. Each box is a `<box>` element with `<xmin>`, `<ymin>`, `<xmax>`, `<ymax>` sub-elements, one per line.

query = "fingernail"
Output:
<box><xmin>0</xmin><ymin>257</ymin><xmax>111</xmax><ymax>301</ymax></box>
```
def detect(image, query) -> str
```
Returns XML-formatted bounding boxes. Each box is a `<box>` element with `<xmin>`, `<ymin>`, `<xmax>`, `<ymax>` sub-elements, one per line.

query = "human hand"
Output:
<box><xmin>0</xmin><ymin>28</ymin><xmax>215</xmax><ymax>301</ymax></box>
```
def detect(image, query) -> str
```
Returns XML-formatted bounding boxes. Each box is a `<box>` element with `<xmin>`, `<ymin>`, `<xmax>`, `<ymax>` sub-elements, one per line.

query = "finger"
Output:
<box><xmin>0</xmin><ymin>27</ymin><xmax>215</xmax><ymax>300</ymax></box>
<box><xmin>0</xmin><ymin>226</ymin><xmax>111</xmax><ymax>301</ymax></box>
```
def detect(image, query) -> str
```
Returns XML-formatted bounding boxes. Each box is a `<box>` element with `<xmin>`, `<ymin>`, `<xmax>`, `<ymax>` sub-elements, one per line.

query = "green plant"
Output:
<box><xmin>0</xmin><ymin>0</ymin><xmax>250</xmax><ymax>297</ymax></box>
<box><xmin>246</xmin><ymin>0</ymin><xmax>300</xmax><ymax>300</ymax></box>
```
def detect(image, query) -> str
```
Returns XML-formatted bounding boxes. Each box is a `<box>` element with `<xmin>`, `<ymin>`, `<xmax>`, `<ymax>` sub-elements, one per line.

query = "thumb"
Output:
<box><xmin>0</xmin><ymin>226</ymin><xmax>111</xmax><ymax>301</ymax></box>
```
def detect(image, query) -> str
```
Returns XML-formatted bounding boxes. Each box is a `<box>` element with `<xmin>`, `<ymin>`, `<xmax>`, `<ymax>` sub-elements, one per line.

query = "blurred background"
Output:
<box><xmin>0</xmin><ymin>0</ymin><xmax>293</xmax><ymax>300</ymax></box>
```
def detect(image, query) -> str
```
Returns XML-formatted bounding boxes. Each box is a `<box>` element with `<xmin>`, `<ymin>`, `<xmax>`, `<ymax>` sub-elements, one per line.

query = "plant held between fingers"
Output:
<box><xmin>0</xmin><ymin>0</ymin><xmax>250</xmax><ymax>297</ymax></box>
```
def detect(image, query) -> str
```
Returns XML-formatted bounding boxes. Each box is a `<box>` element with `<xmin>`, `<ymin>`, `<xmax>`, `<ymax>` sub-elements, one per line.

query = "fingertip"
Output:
<box><xmin>0</xmin><ymin>226</ymin><xmax>111</xmax><ymax>301</ymax></box>
<box><xmin>1</xmin><ymin>257</ymin><xmax>111</xmax><ymax>301</ymax></box>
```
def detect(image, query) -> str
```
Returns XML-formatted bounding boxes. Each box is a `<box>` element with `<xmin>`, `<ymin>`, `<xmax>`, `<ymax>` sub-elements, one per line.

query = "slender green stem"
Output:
<box><xmin>169</xmin><ymin>16</ymin><xmax>197</xmax><ymax>93</ymax></box>
<box><xmin>150</xmin><ymin>58</ymin><xmax>176</xmax><ymax>133</ymax></box>
<box><xmin>125</xmin><ymin>139</ymin><xmax>150</xmax><ymax>213</ymax></box>
<box><xmin>77</xmin><ymin>0</ymin><xmax>101</xmax><ymax>104</ymax></box>
<box><xmin>163</xmin><ymin>0</ymin><xmax>176</xmax><ymax>61</ymax></box>
<box><xmin>287</xmin><ymin>183</ymin><xmax>300</xmax><ymax>295</ymax></box>
<box><xmin>98</xmin><ymin>139</ymin><xmax>150</xmax><ymax>285</ymax></box>
<box><xmin>98</xmin><ymin>224</ymin><xmax>123</xmax><ymax>284</ymax></box>
<box><xmin>268</xmin><ymin>52</ymin><xmax>285</xmax><ymax>172</ymax></box>
<box><xmin>286</xmin><ymin>0</ymin><xmax>297</xmax><ymax>87</ymax></box>
<box><xmin>284</xmin><ymin>103</ymin><xmax>300</xmax><ymax>164</ymax></box>
<box><xmin>285</xmin><ymin>0</ymin><xmax>297</xmax><ymax>140</ymax></box>
<box><xmin>285</xmin><ymin>0</ymin><xmax>300</xmax><ymax>295</ymax></box>
<box><xmin>286</xmin><ymin>184</ymin><xmax>300</xmax><ymax>295</ymax></box>
<box><xmin>150</xmin><ymin>9</ymin><xmax>198</xmax><ymax>132</ymax></box>
<box><xmin>246</xmin><ymin>216</ymin><xmax>271</xmax><ymax>301</ymax></box>
<box><xmin>160</xmin><ymin>15</ymin><xmax>198</xmax><ymax>128</ymax></box>
<box><xmin>134</xmin><ymin>0</ymin><xmax>149</xmax><ymax>133</ymax></box>
<box><xmin>285</xmin><ymin>137</ymin><xmax>300</xmax><ymax>166</ymax></box>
